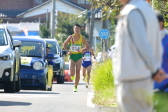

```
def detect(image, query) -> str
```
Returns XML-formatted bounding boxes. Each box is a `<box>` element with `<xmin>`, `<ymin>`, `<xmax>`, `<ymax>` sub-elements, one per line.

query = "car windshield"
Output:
<box><xmin>19</xmin><ymin>41</ymin><xmax>43</xmax><ymax>57</ymax></box>
<box><xmin>65</xmin><ymin>64</ymin><xmax>69</xmax><ymax>70</ymax></box>
<box><xmin>47</xmin><ymin>42</ymin><xmax>58</xmax><ymax>54</ymax></box>
<box><xmin>0</xmin><ymin>29</ymin><xmax>8</xmax><ymax>46</ymax></box>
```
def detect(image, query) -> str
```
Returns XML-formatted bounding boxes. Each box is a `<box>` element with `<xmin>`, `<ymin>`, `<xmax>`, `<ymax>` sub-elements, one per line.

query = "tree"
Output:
<box><xmin>88</xmin><ymin>0</ymin><xmax>121</xmax><ymax>49</ymax></box>
<box><xmin>56</xmin><ymin>12</ymin><xmax>89</xmax><ymax>46</ymax></box>
<box><xmin>39</xmin><ymin>21</ymin><xmax>51</xmax><ymax>38</ymax></box>
<box><xmin>88</xmin><ymin>0</ymin><xmax>121</xmax><ymax>20</ymax></box>
<box><xmin>153</xmin><ymin>0</ymin><xmax>168</xmax><ymax>28</ymax></box>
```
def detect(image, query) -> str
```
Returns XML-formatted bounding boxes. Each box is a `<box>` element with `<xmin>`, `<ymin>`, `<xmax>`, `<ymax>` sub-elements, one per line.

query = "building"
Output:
<box><xmin>0</xmin><ymin>0</ymin><xmax>90</xmax><ymax>36</ymax></box>
<box><xmin>0</xmin><ymin>0</ymin><xmax>91</xmax><ymax>23</ymax></box>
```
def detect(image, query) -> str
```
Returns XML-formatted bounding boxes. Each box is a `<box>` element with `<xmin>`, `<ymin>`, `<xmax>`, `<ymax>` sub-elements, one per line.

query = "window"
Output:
<box><xmin>0</xmin><ymin>29</ymin><xmax>8</xmax><ymax>46</ymax></box>
<box><xmin>7</xmin><ymin>29</ymin><xmax>13</xmax><ymax>48</ymax></box>
<box><xmin>47</xmin><ymin>42</ymin><xmax>58</xmax><ymax>54</ymax></box>
<box><xmin>19</xmin><ymin>41</ymin><xmax>42</xmax><ymax>57</ymax></box>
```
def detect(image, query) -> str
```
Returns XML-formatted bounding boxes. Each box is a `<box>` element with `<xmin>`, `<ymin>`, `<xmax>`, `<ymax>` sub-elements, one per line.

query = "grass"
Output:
<box><xmin>154</xmin><ymin>91</ymin><xmax>168</xmax><ymax>112</ymax></box>
<box><xmin>91</xmin><ymin>59</ymin><xmax>117</xmax><ymax>107</ymax></box>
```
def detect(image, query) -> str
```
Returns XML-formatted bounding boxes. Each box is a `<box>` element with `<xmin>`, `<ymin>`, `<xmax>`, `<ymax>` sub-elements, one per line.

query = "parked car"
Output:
<box><xmin>12</xmin><ymin>36</ymin><xmax>54</xmax><ymax>90</ymax></box>
<box><xmin>44</xmin><ymin>38</ymin><xmax>65</xmax><ymax>84</ymax></box>
<box><xmin>64</xmin><ymin>62</ymin><xmax>72</xmax><ymax>82</ymax></box>
<box><xmin>0</xmin><ymin>25</ymin><xmax>21</xmax><ymax>93</ymax></box>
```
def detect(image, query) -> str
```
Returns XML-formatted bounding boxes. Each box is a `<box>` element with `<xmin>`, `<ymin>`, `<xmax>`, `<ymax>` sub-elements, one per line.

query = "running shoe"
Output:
<box><xmin>71</xmin><ymin>75</ymin><xmax>75</xmax><ymax>80</ymax></box>
<box><xmin>85</xmin><ymin>83</ymin><xmax>89</xmax><ymax>88</ymax></box>
<box><xmin>82</xmin><ymin>76</ymin><xmax>85</xmax><ymax>81</ymax></box>
<box><xmin>73</xmin><ymin>87</ymin><xmax>78</xmax><ymax>92</ymax></box>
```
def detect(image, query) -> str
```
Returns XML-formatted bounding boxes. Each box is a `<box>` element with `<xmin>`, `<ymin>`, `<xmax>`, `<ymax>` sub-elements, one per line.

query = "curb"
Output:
<box><xmin>98</xmin><ymin>106</ymin><xmax>119</xmax><ymax>112</ymax></box>
<box><xmin>87</xmin><ymin>91</ymin><xmax>119</xmax><ymax>112</ymax></box>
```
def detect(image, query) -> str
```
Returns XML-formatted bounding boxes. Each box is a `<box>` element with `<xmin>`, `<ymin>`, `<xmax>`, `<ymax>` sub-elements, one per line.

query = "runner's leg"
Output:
<box><xmin>75</xmin><ymin>59</ymin><xmax>82</xmax><ymax>87</ymax></box>
<box><xmin>86</xmin><ymin>65</ymin><xmax>91</xmax><ymax>84</ymax></box>
<box><xmin>69</xmin><ymin>59</ymin><xmax>75</xmax><ymax>77</ymax></box>
<box><xmin>82</xmin><ymin>67</ymin><xmax>87</xmax><ymax>81</ymax></box>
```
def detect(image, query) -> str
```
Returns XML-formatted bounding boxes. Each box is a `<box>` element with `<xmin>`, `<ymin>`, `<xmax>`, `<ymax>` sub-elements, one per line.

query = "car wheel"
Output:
<box><xmin>4</xmin><ymin>81</ymin><xmax>15</xmax><ymax>93</ymax></box>
<box><xmin>15</xmin><ymin>75</ymin><xmax>21</xmax><ymax>92</ymax></box>
<box><xmin>57</xmin><ymin>69</ymin><xmax>64</xmax><ymax>84</ymax></box>
<box><xmin>4</xmin><ymin>66</ymin><xmax>16</xmax><ymax>93</ymax></box>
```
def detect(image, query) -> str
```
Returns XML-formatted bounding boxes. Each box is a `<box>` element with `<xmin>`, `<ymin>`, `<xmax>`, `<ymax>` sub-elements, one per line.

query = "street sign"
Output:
<box><xmin>99</xmin><ymin>29</ymin><xmax>110</xmax><ymax>39</ymax></box>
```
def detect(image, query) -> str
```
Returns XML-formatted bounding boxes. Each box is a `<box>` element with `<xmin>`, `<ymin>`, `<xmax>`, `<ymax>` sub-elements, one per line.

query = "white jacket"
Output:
<box><xmin>113</xmin><ymin>0</ymin><xmax>162</xmax><ymax>84</ymax></box>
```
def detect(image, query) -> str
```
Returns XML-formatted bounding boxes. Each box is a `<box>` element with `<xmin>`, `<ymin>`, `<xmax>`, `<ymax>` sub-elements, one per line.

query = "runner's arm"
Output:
<box><xmin>63</xmin><ymin>36</ymin><xmax>71</xmax><ymax>53</ymax></box>
<box><xmin>91</xmin><ymin>48</ymin><xmax>96</xmax><ymax>59</ymax></box>
<box><xmin>82</xmin><ymin>37</ymin><xmax>89</xmax><ymax>49</ymax></box>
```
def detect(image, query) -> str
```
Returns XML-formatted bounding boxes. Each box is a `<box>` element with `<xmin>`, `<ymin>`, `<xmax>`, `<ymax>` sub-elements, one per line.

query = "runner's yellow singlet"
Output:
<box><xmin>70</xmin><ymin>34</ymin><xmax>83</xmax><ymax>54</ymax></box>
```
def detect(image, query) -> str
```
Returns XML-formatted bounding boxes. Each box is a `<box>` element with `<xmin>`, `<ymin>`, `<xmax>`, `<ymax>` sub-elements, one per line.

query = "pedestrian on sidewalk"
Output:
<box><xmin>154</xmin><ymin>11</ymin><xmax>168</xmax><ymax>91</ymax></box>
<box><xmin>81</xmin><ymin>46</ymin><xmax>96</xmax><ymax>88</ymax></box>
<box><xmin>113</xmin><ymin>0</ymin><xmax>167</xmax><ymax>111</ymax></box>
<box><xmin>63</xmin><ymin>24</ymin><xmax>89</xmax><ymax>92</ymax></box>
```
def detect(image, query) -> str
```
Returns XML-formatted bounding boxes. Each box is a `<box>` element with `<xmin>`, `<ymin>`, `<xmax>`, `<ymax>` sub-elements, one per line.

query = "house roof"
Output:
<box><xmin>17</xmin><ymin>0</ymin><xmax>86</xmax><ymax>18</ymax></box>
<box><xmin>0</xmin><ymin>9</ymin><xmax>27</xmax><ymax>18</ymax></box>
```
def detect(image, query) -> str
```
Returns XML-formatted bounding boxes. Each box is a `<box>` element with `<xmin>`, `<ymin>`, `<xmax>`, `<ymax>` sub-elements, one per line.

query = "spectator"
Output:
<box><xmin>154</xmin><ymin>11</ymin><xmax>168</xmax><ymax>91</ymax></box>
<box><xmin>113</xmin><ymin>0</ymin><xmax>167</xmax><ymax>111</ymax></box>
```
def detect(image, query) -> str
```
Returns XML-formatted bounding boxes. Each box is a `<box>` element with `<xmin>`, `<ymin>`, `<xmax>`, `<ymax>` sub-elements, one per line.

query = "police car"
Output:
<box><xmin>13</xmin><ymin>36</ymin><xmax>54</xmax><ymax>90</ymax></box>
<box><xmin>0</xmin><ymin>25</ymin><xmax>21</xmax><ymax>93</ymax></box>
<box><xmin>44</xmin><ymin>39</ymin><xmax>65</xmax><ymax>84</ymax></box>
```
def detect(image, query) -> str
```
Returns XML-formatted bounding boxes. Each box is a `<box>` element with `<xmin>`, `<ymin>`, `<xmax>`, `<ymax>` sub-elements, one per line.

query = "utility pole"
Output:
<box><xmin>89</xmin><ymin>8</ymin><xmax>95</xmax><ymax>48</ymax></box>
<box><xmin>101</xmin><ymin>12</ymin><xmax>108</xmax><ymax>60</ymax></box>
<box><xmin>46</xmin><ymin>9</ymin><xmax>48</xmax><ymax>27</ymax></box>
<box><xmin>51</xmin><ymin>0</ymin><xmax>56</xmax><ymax>39</ymax></box>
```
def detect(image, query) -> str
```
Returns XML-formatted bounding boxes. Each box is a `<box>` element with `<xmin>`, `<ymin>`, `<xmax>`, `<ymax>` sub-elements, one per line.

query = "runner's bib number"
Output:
<box><xmin>70</xmin><ymin>44</ymin><xmax>81</xmax><ymax>52</ymax></box>
<box><xmin>84</xmin><ymin>54</ymin><xmax>91</xmax><ymax>61</ymax></box>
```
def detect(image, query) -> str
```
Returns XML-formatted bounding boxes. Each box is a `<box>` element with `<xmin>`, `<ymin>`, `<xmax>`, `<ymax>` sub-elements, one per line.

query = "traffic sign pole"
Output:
<box><xmin>99</xmin><ymin>29</ymin><xmax>110</xmax><ymax>61</ymax></box>
<box><xmin>103</xmin><ymin>39</ymin><xmax>105</xmax><ymax>61</ymax></box>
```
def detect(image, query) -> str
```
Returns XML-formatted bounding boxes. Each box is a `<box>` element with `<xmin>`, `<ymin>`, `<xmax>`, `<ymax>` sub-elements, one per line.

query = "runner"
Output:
<box><xmin>81</xmin><ymin>46</ymin><xmax>96</xmax><ymax>88</ymax></box>
<box><xmin>63</xmin><ymin>24</ymin><xmax>89</xmax><ymax>92</ymax></box>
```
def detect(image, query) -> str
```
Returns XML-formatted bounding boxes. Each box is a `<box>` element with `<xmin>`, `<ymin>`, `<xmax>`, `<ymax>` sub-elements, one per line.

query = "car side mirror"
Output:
<box><xmin>13</xmin><ymin>40</ymin><xmax>21</xmax><ymax>47</ymax></box>
<box><xmin>46</xmin><ymin>53</ymin><xmax>54</xmax><ymax>59</ymax></box>
<box><xmin>62</xmin><ymin>50</ymin><xmax>67</xmax><ymax>56</ymax></box>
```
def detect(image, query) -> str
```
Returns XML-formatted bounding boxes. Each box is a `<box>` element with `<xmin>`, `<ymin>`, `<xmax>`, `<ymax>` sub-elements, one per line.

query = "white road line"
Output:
<box><xmin>87</xmin><ymin>92</ymin><xmax>95</xmax><ymax>108</ymax></box>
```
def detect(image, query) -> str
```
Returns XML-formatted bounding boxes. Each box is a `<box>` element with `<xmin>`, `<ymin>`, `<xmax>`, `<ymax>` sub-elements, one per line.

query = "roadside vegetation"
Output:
<box><xmin>154</xmin><ymin>91</ymin><xmax>168</xmax><ymax>111</ymax></box>
<box><xmin>91</xmin><ymin>59</ymin><xmax>117</xmax><ymax>107</ymax></box>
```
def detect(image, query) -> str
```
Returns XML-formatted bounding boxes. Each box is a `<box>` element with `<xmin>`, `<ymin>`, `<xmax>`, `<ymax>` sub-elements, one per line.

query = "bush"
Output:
<box><xmin>91</xmin><ymin>59</ymin><xmax>116</xmax><ymax>106</ymax></box>
<box><xmin>91</xmin><ymin>59</ymin><xmax>114</xmax><ymax>91</ymax></box>
<box><xmin>154</xmin><ymin>91</ymin><xmax>168</xmax><ymax>112</ymax></box>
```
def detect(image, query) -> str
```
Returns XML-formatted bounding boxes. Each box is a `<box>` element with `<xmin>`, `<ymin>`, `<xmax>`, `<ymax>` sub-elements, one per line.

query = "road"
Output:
<box><xmin>0</xmin><ymin>80</ymin><xmax>101</xmax><ymax>112</ymax></box>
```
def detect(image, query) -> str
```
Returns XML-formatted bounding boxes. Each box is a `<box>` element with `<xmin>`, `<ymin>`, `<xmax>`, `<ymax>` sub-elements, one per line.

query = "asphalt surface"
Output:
<box><xmin>0</xmin><ymin>80</ymin><xmax>102</xmax><ymax>112</ymax></box>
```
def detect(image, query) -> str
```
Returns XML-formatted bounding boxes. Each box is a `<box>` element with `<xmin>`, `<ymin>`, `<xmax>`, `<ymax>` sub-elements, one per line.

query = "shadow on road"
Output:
<box><xmin>0</xmin><ymin>91</ymin><xmax>60</xmax><ymax>94</ymax></box>
<box><xmin>0</xmin><ymin>101</ymin><xmax>32</xmax><ymax>106</ymax></box>
<box><xmin>53</xmin><ymin>82</ymin><xmax>86</xmax><ymax>85</ymax></box>
<box><xmin>16</xmin><ymin>91</ymin><xmax>60</xmax><ymax>94</ymax></box>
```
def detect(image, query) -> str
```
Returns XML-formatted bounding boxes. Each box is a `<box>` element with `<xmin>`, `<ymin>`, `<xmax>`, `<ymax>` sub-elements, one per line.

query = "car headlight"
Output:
<box><xmin>53</xmin><ymin>59</ymin><xmax>60</xmax><ymax>63</ymax></box>
<box><xmin>0</xmin><ymin>55</ymin><xmax>10</xmax><ymax>61</ymax></box>
<box><xmin>33</xmin><ymin>62</ymin><xmax>43</xmax><ymax>70</ymax></box>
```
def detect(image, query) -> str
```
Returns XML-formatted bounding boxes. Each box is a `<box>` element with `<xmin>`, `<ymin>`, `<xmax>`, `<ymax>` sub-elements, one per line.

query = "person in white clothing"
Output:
<box><xmin>113</xmin><ymin>0</ymin><xmax>167</xmax><ymax>112</ymax></box>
